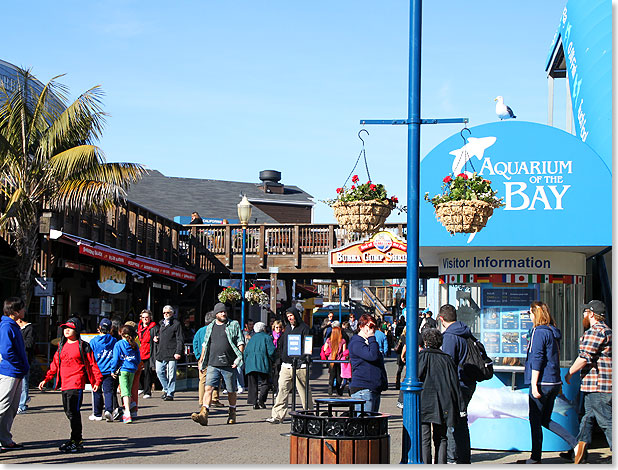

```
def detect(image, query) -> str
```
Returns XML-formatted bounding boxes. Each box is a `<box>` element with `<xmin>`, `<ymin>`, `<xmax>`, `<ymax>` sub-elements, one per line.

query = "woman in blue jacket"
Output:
<box><xmin>111</xmin><ymin>325</ymin><xmax>141</xmax><ymax>424</ymax></box>
<box><xmin>243</xmin><ymin>322</ymin><xmax>275</xmax><ymax>409</ymax></box>
<box><xmin>521</xmin><ymin>301</ymin><xmax>578</xmax><ymax>464</ymax></box>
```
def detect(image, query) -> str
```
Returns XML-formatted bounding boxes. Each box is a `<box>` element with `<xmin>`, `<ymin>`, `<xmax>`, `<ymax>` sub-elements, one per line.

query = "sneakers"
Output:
<box><xmin>104</xmin><ymin>411</ymin><xmax>113</xmax><ymax>422</ymax></box>
<box><xmin>59</xmin><ymin>440</ymin><xmax>83</xmax><ymax>453</ymax></box>
<box><xmin>396</xmin><ymin>402</ymin><xmax>404</xmax><ymax>409</ymax></box>
<box><xmin>138</xmin><ymin>390</ymin><xmax>144</xmax><ymax>395</ymax></box>
<box><xmin>237</xmin><ymin>386</ymin><xmax>244</xmax><ymax>394</ymax></box>
<box><xmin>122</xmin><ymin>414</ymin><xmax>132</xmax><ymax>424</ymax></box>
<box><xmin>142</xmin><ymin>394</ymin><xmax>151</xmax><ymax>399</ymax></box>
<box><xmin>161</xmin><ymin>392</ymin><xmax>167</xmax><ymax>400</ymax></box>
<box><xmin>16</xmin><ymin>408</ymin><xmax>27</xmax><ymax>415</ymax></box>
<box><xmin>191</xmin><ymin>406</ymin><xmax>209</xmax><ymax>426</ymax></box>
<box><xmin>574</xmin><ymin>441</ymin><xmax>587</xmax><ymax>465</ymax></box>
<box><xmin>164</xmin><ymin>395</ymin><xmax>174</xmax><ymax>401</ymax></box>
<box><xmin>227</xmin><ymin>408</ymin><xmax>236</xmax><ymax>424</ymax></box>
<box><xmin>112</xmin><ymin>408</ymin><xmax>121</xmax><ymax>421</ymax></box>
<box><xmin>265</xmin><ymin>417</ymin><xmax>282</xmax><ymax>424</ymax></box>
<box><xmin>88</xmin><ymin>414</ymin><xmax>103</xmax><ymax>421</ymax></box>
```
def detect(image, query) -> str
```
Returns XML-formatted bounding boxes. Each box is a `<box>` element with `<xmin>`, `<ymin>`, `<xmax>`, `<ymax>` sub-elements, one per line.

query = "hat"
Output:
<box><xmin>286</xmin><ymin>305</ymin><xmax>298</xmax><ymax>315</ymax></box>
<box><xmin>331</xmin><ymin>321</ymin><xmax>341</xmax><ymax>328</ymax></box>
<box><xmin>124</xmin><ymin>321</ymin><xmax>137</xmax><ymax>329</ymax></box>
<box><xmin>99</xmin><ymin>318</ymin><xmax>112</xmax><ymax>330</ymax></box>
<box><xmin>582</xmin><ymin>300</ymin><xmax>606</xmax><ymax>316</ymax></box>
<box><xmin>60</xmin><ymin>317</ymin><xmax>81</xmax><ymax>332</ymax></box>
<box><xmin>213</xmin><ymin>303</ymin><xmax>227</xmax><ymax>314</ymax></box>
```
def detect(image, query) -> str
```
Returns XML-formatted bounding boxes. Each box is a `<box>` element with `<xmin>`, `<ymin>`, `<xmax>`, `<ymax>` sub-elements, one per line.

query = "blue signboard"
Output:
<box><xmin>420</xmin><ymin>121</ymin><xmax>611</xmax><ymax>248</ymax></box>
<box><xmin>287</xmin><ymin>334</ymin><xmax>302</xmax><ymax>357</ymax></box>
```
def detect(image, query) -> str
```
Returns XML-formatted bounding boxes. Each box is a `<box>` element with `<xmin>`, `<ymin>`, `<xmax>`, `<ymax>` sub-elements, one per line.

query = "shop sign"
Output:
<box><xmin>439</xmin><ymin>251</ymin><xmax>586</xmax><ymax>276</ymax></box>
<box><xmin>79</xmin><ymin>243</ymin><xmax>196</xmax><ymax>281</ymax></box>
<box><xmin>329</xmin><ymin>231</ymin><xmax>407</xmax><ymax>268</ymax></box>
<box><xmin>97</xmin><ymin>265</ymin><xmax>127</xmax><ymax>294</ymax></box>
<box><xmin>420</xmin><ymin>121</ymin><xmax>611</xmax><ymax>247</ymax></box>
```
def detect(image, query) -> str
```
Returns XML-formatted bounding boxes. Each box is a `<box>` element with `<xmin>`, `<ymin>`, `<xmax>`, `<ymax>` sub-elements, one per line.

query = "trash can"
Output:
<box><xmin>289</xmin><ymin>398</ymin><xmax>390</xmax><ymax>464</ymax></box>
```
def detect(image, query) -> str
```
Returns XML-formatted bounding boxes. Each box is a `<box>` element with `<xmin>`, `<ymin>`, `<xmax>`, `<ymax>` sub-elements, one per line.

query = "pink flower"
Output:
<box><xmin>443</xmin><ymin>175</ymin><xmax>452</xmax><ymax>183</ymax></box>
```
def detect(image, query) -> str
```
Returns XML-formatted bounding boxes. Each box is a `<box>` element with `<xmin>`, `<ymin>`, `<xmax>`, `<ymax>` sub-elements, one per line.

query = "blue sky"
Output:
<box><xmin>3</xmin><ymin>0</ymin><xmax>572</xmax><ymax>223</ymax></box>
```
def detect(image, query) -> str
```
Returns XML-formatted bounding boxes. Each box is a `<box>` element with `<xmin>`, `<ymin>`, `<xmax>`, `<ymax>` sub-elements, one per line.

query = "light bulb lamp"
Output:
<box><xmin>237</xmin><ymin>195</ymin><xmax>253</xmax><ymax>330</ymax></box>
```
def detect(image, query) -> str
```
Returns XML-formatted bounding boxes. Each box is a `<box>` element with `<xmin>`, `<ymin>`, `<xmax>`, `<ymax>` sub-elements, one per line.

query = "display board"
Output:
<box><xmin>479</xmin><ymin>284</ymin><xmax>538</xmax><ymax>357</ymax></box>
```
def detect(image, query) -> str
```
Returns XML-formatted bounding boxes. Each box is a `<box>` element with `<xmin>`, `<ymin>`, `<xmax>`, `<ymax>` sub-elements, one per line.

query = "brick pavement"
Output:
<box><xmin>3</xmin><ymin>358</ymin><xmax>612</xmax><ymax>464</ymax></box>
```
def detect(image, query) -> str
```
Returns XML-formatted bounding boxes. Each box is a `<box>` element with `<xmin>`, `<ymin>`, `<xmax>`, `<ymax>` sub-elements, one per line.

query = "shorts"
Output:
<box><xmin>205</xmin><ymin>366</ymin><xmax>238</xmax><ymax>393</ymax></box>
<box><xmin>119</xmin><ymin>371</ymin><xmax>135</xmax><ymax>398</ymax></box>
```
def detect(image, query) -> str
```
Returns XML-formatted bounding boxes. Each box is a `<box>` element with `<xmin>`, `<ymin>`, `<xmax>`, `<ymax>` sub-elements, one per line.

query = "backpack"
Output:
<box><xmin>462</xmin><ymin>335</ymin><xmax>494</xmax><ymax>382</ymax></box>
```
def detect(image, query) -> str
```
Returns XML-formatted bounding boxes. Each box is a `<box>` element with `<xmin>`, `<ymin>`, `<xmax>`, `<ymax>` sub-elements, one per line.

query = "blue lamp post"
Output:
<box><xmin>336</xmin><ymin>279</ymin><xmax>344</xmax><ymax>323</ymax></box>
<box><xmin>237</xmin><ymin>195</ymin><xmax>253</xmax><ymax>330</ymax></box>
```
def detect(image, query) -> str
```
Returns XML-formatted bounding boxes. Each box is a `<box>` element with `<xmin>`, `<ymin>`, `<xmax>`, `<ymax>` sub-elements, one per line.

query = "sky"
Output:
<box><xmin>2</xmin><ymin>0</ymin><xmax>577</xmax><ymax>223</ymax></box>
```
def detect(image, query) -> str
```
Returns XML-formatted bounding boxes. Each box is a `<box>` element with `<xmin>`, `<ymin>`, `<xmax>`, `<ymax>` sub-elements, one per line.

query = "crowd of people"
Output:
<box><xmin>0</xmin><ymin>295</ymin><xmax>611</xmax><ymax>463</ymax></box>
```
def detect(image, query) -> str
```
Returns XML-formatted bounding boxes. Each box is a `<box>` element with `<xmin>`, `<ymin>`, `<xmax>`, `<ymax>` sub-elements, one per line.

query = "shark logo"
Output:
<box><xmin>447</xmin><ymin>136</ymin><xmax>497</xmax><ymax>243</ymax></box>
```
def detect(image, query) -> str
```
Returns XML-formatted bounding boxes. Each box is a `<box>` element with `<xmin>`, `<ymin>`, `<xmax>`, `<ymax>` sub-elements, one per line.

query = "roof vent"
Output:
<box><xmin>259</xmin><ymin>170</ymin><xmax>284</xmax><ymax>194</ymax></box>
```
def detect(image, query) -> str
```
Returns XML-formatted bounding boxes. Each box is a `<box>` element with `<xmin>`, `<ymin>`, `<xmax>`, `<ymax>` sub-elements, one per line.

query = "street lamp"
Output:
<box><xmin>237</xmin><ymin>195</ymin><xmax>252</xmax><ymax>331</ymax></box>
<box><xmin>336</xmin><ymin>279</ymin><xmax>344</xmax><ymax>323</ymax></box>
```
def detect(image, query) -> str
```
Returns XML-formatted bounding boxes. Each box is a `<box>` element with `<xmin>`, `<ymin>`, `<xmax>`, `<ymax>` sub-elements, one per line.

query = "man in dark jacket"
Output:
<box><xmin>153</xmin><ymin>305</ymin><xmax>184</xmax><ymax>401</ymax></box>
<box><xmin>266</xmin><ymin>306</ymin><xmax>313</xmax><ymax>424</ymax></box>
<box><xmin>437</xmin><ymin>304</ymin><xmax>475</xmax><ymax>465</ymax></box>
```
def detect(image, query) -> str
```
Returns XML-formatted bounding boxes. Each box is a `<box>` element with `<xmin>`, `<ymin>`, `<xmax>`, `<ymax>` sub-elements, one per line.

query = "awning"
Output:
<box><xmin>53</xmin><ymin>231</ymin><xmax>196</xmax><ymax>282</ymax></box>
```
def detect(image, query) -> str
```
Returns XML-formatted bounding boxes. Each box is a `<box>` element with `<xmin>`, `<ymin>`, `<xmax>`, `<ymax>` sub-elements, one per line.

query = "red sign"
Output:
<box><xmin>329</xmin><ymin>231</ymin><xmax>407</xmax><ymax>268</ymax></box>
<box><xmin>78</xmin><ymin>244</ymin><xmax>196</xmax><ymax>281</ymax></box>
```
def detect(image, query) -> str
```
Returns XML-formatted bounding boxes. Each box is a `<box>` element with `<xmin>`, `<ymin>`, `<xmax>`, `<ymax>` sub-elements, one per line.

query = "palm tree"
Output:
<box><xmin>0</xmin><ymin>66</ymin><xmax>144</xmax><ymax>306</ymax></box>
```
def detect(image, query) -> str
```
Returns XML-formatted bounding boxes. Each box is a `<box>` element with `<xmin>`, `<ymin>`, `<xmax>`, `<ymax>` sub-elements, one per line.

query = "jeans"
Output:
<box><xmin>18</xmin><ymin>371</ymin><xmax>29</xmax><ymax>411</ymax></box>
<box><xmin>93</xmin><ymin>375</ymin><xmax>115</xmax><ymax>415</ymax></box>
<box><xmin>351</xmin><ymin>389</ymin><xmax>381</xmax><ymax>413</ymax></box>
<box><xmin>576</xmin><ymin>392</ymin><xmax>612</xmax><ymax>449</ymax></box>
<box><xmin>528</xmin><ymin>384</ymin><xmax>578</xmax><ymax>461</ymax></box>
<box><xmin>62</xmin><ymin>389</ymin><xmax>83</xmax><ymax>442</ymax></box>
<box><xmin>447</xmin><ymin>387</ymin><xmax>473</xmax><ymax>464</ymax></box>
<box><xmin>422</xmin><ymin>422</ymin><xmax>448</xmax><ymax>464</ymax></box>
<box><xmin>205</xmin><ymin>366</ymin><xmax>238</xmax><ymax>392</ymax></box>
<box><xmin>156</xmin><ymin>360</ymin><xmax>177</xmax><ymax>397</ymax></box>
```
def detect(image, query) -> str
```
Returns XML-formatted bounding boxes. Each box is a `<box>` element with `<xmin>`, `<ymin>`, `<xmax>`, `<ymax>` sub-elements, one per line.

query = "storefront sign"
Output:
<box><xmin>329</xmin><ymin>231</ymin><xmax>407</xmax><ymax>268</ymax></box>
<box><xmin>420</xmin><ymin>121</ymin><xmax>611</xmax><ymax>247</ymax></box>
<box><xmin>97</xmin><ymin>265</ymin><xmax>127</xmax><ymax>294</ymax></box>
<box><xmin>439</xmin><ymin>251</ymin><xmax>585</xmax><ymax>276</ymax></box>
<box><xmin>79</xmin><ymin>243</ymin><xmax>196</xmax><ymax>281</ymax></box>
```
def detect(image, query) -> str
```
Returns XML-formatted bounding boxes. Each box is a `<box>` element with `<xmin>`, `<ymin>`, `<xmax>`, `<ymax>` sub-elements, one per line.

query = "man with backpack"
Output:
<box><xmin>437</xmin><ymin>304</ymin><xmax>475</xmax><ymax>465</ymax></box>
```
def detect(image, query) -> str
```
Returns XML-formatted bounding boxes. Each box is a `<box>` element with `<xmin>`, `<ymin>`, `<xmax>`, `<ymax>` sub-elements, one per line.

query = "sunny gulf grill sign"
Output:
<box><xmin>329</xmin><ymin>231</ymin><xmax>407</xmax><ymax>267</ymax></box>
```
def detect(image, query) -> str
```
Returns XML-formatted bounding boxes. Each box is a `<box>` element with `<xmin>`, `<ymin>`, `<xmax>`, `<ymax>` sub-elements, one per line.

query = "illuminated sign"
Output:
<box><xmin>329</xmin><ymin>231</ymin><xmax>407</xmax><ymax>268</ymax></box>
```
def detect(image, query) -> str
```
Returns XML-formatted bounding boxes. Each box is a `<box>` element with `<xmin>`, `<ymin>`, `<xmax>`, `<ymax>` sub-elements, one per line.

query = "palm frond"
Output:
<box><xmin>49</xmin><ymin>179</ymin><xmax>130</xmax><ymax>213</ymax></box>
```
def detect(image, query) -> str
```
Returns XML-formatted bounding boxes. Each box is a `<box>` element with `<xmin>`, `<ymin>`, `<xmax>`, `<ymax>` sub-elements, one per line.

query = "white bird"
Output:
<box><xmin>494</xmin><ymin>96</ymin><xmax>516</xmax><ymax>120</ymax></box>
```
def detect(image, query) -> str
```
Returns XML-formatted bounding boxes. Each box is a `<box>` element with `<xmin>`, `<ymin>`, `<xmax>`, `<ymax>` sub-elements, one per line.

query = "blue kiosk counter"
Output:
<box><xmin>419</xmin><ymin>120</ymin><xmax>611</xmax><ymax>452</ymax></box>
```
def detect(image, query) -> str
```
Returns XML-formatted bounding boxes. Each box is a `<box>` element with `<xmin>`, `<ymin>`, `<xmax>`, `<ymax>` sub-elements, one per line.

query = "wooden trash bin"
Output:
<box><xmin>289</xmin><ymin>398</ymin><xmax>390</xmax><ymax>464</ymax></box>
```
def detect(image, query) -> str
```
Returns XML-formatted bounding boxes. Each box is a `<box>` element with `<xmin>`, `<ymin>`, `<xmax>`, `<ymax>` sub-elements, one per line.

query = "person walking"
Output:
<box><xmin>418</xmin><ymin>328</ymin><xmax>465</xmax><ymax>464</ymax></box>
<box><xmin>395</xmin><ymin>326</ymin><xmax>406</xmax><ymax>390</ymax></box>
<box><xmin>16</xmin><ymin>312</ymin><xmax>35</xmax><ymax>414</ymax></box>
<box><xmin>89</xmin><ymin>318</ymin><xmax>118</xmax><ymax>422</ymax></box>
<box><xmin>38</xmin><ymin>317</ymin><xmax>102</xmax><ymax>453</ymax></box>
<box><xmin>348</xmin><ymin>314</ymin><xmax>388</xmax><ymax>413</ymax></box>
<box><xmin>516</xmin><ymin>301</ymin><xmax>578</xmax><ymax>464</ymax></box>
<box><xmin>192</xmin><ymin>303</ymin><xmax>244</xmax><ymax>426</ymax></box>
<box><xmin>153</xmin><ymin>305</ymin><xmax>184</xmax><ymax>401</ymax></box>
<box><xmin>0</xmin><ymin>298</ymin><xmax>29</xmax><ymax>450</ymax></box>
<box><xmin>266</xmin><ymin>306</ymin><xmax>313</xmax><ymax>424</ymax></box>
<box><xmin>244</xmin><ymin>322</ymin><xmax>275</xmax><ymax>409</ymax></box>
<box><xmin>436</xmin><ymin>304</ymin><xmax>475</xmax><ymax>465</ymax></box>
<box><xmin>320</xmin><ymin>322</ymin><xmax>347</xmax><ymax>396</ymax></box>
<box><xmin>137</xmin><ymin>309</ymin><xmax>156</xmax><ymax>399</ymax></box>
<box><xmin>565</xmin><ymin>300</ymin><xmax>612</xmax><ymax>464</ymax></box>
<box><xmin>111</xmin><ymin>325</ymin><xmax>141</xmax><ymax>424</ymax></box>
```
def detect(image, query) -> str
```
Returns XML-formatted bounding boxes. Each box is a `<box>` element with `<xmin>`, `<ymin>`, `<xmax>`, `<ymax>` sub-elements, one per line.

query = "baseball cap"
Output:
<box><xmin>60</xmin><ymin>317</ymin><xmax>82</xmax><ymax>332</ymax></box>
<box><xmin>213</xmin><ymin>302</ymin><xmax>227</xmax><ymax>314</ymax></box>
<box><xmin>582</xmin><ymin>300</ymin><xmax>606</xmax><ymax>316</ymax></box>
<box><xmin>99</xmin><ymin>318</ymin><xmax>112</xmax><ymax>329</ymax></box>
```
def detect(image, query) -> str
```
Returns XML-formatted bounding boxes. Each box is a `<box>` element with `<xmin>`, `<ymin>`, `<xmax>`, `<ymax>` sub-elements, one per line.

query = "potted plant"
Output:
<box><xmin>424</xmin><ymin>172</ymin><xmax>504</xmax><ymax>234</ymax></box>
<box><xmin>245</xmin><ymin>284</ymin><xmax>269</xmax><ymax>305</ymax></box>
<box><xmin>218</xmin><ymin>287</ymin><xmax>241</xmax><ymax>304</ymax></box>
<box><xmin>326</xmin><ymin>175</ymin><xmax>399</xmax><ymax>235</ymax></box>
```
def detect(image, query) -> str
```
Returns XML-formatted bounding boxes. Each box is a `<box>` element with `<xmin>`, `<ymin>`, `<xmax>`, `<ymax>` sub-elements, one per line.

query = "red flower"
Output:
<box><xmin>443</xmin><ymin>175</ymin><xmax>452</xmax><ymax>183</ymax></box>
<box><xmin>457</xmin><ymin>173</ymin><xmax>469</xmax><ymax>180</ymax></box>
<box><xmin>367</xmin><ymin>181</ymin><xmax>371</xmax><ymax>185</ymax></box>
<box><xmin>484</xmin><ymin>179</ymin><xmax>491</xmax><ymax>184</ymax></box>
<box><xmin>351</xmin><ymin>185</ymin><xmax>356</xmax><ymax>190</ymax></box>
<box><xmin>352</xmin><ymin>175</ymin><xmax>359</xmax><ymax>183</ymax></box>
<box><xmin>391</xmin><ymin>196</ymin><xmax>399</xmax><ymax>203</ymax></box>
<box><xmin>370</xmin><ymin>184</ymin><xmax>376</xmax><ymax>191</ymax></box>
<box><xmin>336</xmin><ymin>187</ymin><xmax>343</xmax><ymax>194</ymax></box>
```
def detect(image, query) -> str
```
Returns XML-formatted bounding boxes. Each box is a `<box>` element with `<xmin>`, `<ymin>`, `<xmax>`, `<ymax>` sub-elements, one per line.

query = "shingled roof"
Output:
<box><xmin>125</xmin><ymin>170</ymin><xmax>315</xmax><ymax>224</ymax></box>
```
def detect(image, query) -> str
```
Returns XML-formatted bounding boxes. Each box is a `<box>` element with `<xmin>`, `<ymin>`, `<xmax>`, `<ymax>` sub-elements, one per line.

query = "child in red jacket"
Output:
<box><xmin>38</xmin><ymin>317</ymin><xmax>102</xmax><ymax>453</ymax></box>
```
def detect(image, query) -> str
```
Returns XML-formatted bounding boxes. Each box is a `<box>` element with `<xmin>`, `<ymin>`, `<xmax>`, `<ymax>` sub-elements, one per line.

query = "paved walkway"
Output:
<box><xmin>4</xmin><ymin>358</ymin><xmax>612</xmax><ymax>464</ymax></box>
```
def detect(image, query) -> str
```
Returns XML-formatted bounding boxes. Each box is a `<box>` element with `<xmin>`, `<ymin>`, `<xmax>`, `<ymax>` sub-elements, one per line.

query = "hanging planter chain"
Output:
<box><xmin>342</xmin><ymin>129</ymin><xmax>372</xmax><ymax>189</ymax></box>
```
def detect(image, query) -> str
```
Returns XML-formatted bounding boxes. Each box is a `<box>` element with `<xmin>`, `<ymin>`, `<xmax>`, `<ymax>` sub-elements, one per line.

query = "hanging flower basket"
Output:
<box><xmin>245</xmin><ymin>284</ymin><xmax>269</xmax><ymax>305</ymax></box>
<box><xmin>425</xmin><ymin>173</ymin><xmax>504</xmax><ymax>235</ymax></box>
<box><xmin>326</xmin><ymin>175</ymin><xmax>399</xmax><ymax>235</ymax></box>
<box><xmin>218</xmin><ymin>287</ymin><xmax>241</xmax><ymax>304</ymax></box>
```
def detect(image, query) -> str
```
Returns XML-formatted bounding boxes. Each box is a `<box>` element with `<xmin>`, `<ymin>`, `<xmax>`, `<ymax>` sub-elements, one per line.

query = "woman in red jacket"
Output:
<box><xmin>137</xmin><ymin>309</ymin><xmax>156</xmax><ymax>398</ymax></box>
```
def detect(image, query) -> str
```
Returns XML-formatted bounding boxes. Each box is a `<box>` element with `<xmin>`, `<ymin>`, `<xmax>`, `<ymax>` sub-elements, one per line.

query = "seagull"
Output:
<box><xmin>494</xmin><ymin>96</ymin><xmax>516</xmax><ymax>120</ymax></box>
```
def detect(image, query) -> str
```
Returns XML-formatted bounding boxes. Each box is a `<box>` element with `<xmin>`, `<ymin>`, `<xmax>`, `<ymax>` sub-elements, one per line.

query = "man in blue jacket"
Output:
<box><xmin>0</xmin><ymin>298</ymin><xmax>29</xmax><ymax>450</ymax></box>
<box><xmin>437</xmin><ymin>304</ymin><xmax>475</xmax><ymax>465</ymax></box>
<box><xmin>89</xmin><ymin>318</ymin><xmax>118</xmax><ymax>422</ymax></box>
